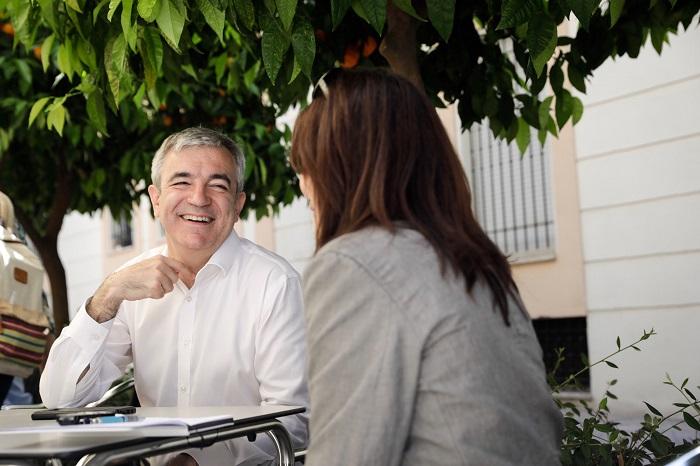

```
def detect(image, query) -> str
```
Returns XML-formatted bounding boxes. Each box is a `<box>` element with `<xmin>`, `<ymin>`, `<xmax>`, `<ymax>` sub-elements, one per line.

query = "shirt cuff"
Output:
<box><xmin>62</xmin><ymin>303</ymin><xmax>113</xmax><ymax>354</ymax></box>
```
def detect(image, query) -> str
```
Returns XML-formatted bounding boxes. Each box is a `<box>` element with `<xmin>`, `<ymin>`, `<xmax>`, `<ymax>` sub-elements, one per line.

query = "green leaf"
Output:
<box><xmin>289</xmin><ymin>57</ymin><xmax>302</xmax><ymax>83</ymax></box>
<box><xmin>515</xmin><ymin>118</ymin><xmax>530</xmax><ymax>153</ymax></box>
<box><xmin>104</xmin><ymin>34</ymin><xmax>129</xmax><ymax>104</ymax></box>
<box><xmin>86</xmin><ymin>91</ymin><xmax>107</xmax><ymax>134</ymax></box>
<box><xmin>355</xmin><ymin>0</ymin><xmax>387</xmax><ymax>34</ymax></box>
<box><xmin>331</xmin><ymin>0</ymin><xmax>352</xmax><ymax>29</ymax></box>
<box><xmin>497</xmin><ymin>0</ymin><xmax>538</xmax><ymax>29</ymax></box>
<box><xmin>291</xmin><ymin>18</ymin><xmax>315</xmax><ymax>80</ymax></box>
<box><xmin>550</xmin><ymin>62</ymin><xmax>564</xmax><ymax>92</ymax></box>
<box><xmin>260</xmin><ymin>13</ymin><xmax>291</xmax><ymax>84</ymax></box>
<box><xmin>393</xmin><ymin>0</ymin><xmax>425</xmax><ymax>20</ymax></box>
<box><xmin>57</xmin><ymin>42</ymin><xmax>74</xmax><ymax>80</ymax></box>
<box><xmin>156</xmin><ymin>0</ymin><xmax>186</xmax><ymax>51</ymax></box>
<box><xmin>538</xmin><ymin>96</ymin><xmax>553</xmax><ymax>129</ymax></box>
<box><xmin>197</xmin><ymin>0</ymin><xmax>225</xmax><ymax>43</ymax></box>
<box><xmin>122</xmin><ymin>0</ymin><xmax>137</xmax><ymax>51</ymax></box>
<box><xmin>38</xmin><ymin>0</ymin><xmax>59</xmax><ymax>30</ymax></box>
<box><xmin>555</xmin><ymin>90</ymin><xmax>573</xmax><ymax>128</ymax></box>
<box><xmin>684</xmin><ymin>412</ymin><xmax>700</xmax><ymax>431</ymax></box>
<box><xmin>609</xmin><ymin>0</ymin><xmax>624</xmax><ymax>27</ymax></box>
<box><xmin>137</xmin><ymin>0</ymin><xmax>160</xmax><ymax>21</ymax></box>
<box><xmin>566</xmin><ymin>0</ymin><xmax>598</xmax><ymax>30</ymax></box>
<box><xmin>650</xmin><ymin>26</ymin><xmax>666</xmax><ymax>54</ymax></box>
<box><xmin>527</xmin><ymin>13</ymin><xmax>557</xmax><ymax>76</ymax></box>
<box><xmin>605</xmin><ymin>361</ymin><xmax>618</xmax><ymax>369</ymax></box>
<box><xmin>276</xmin><ymin>0</ymin><xmax>297</xmax><ymax>30</ymax></box>
<box><xmin>598</xmin><ymin>398</ymin><xmax>608</xmax><ymax>411</ymax></box>
<box><xmin>139</xmin><ymin>26</ymin><xmax>164</xmax><ymax>89</ymax></box>
<box><xmin>644</xmin><ymin>401</ymin><xmax>662</xmax><ymax>416</ymax></box>
<box><xmin>426</xmin><ymin>0</ymin><xmax>455</xmax><ymax>41</ymax></box>
<box><xmin>568</xmin><ymin>65</ymin><xmax>586</xmax><ymax>93</ymax></box>
<box><xmin>14</xmin><ymin>59</ymin><xmax>32</xmax><ymax>86</ymax></box>
<box><xmin>108</xmin><ymin>0</ymin><xmax>122</xmax><ymax>21</ymax></box>
<box><xmin>571</xmin><ymin>96</ymin><xmax>583</xmax><ymax>124</ymax></box>
<box><xmin>233</xmin><ymin>0</ymin><xmax>255</xmax><ymax>30</ymax></box>
<box><xmin>28</xmin><ymin>97</ymin><xmax>51</xmax><ymax>128</ymax></box>
<box><xmin>65</xmin><ymin>0</ymin><xmax>83</xmax><ymax>13</ymax></box>
<box><xmin>47</xmin><ymin>104</ymin><xmax>67</xmax><ymax>136</ymax></box>
<box><xmin>41</xmin><ymin>34</ymin><xmax>55</xmax><ymax>72</ymax></box>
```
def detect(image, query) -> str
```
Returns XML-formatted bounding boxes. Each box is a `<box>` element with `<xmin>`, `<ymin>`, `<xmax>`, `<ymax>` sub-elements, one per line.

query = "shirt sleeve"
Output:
<box><xmin>39</xmin><ymin>303</ymin><xmax>133</xmax><ymax>408</ymax></box>
<box><xmin>302</xmin><ymin>251</ymin><xmax>418</xmax><ymax>466</ymax></box>
<box><xmin>253</xmin><ymin>272</ymin><xmax>309</xmax><ymax>452</ymax></box>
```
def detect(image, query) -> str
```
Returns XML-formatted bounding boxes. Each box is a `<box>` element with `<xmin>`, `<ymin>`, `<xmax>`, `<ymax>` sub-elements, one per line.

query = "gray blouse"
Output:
<box><xmin>303</xmin><ymin>226</ymin><xmax>562</xmax><ymax>466</ymax></box>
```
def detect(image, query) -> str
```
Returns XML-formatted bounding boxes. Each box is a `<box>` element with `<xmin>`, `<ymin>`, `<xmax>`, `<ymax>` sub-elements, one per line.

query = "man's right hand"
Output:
<box><xmin>86</xmin><ymin>255</ymin><xmax>195</xmax><ymax>323</ymax></box>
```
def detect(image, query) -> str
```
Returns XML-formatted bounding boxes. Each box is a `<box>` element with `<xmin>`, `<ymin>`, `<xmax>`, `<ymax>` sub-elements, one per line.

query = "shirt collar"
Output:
<box><xmin>206</xmin><ymin>229</ymin><xmax>240</xmax><ymax>276</ymax></box>
<box><xmin>162</xmin><ymin>229</ymin><xmax>241</xmax><ymax>278</ymax></box>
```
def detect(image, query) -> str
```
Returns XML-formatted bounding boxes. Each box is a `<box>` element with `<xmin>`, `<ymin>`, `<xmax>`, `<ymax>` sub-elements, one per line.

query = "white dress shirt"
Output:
<box><xmin>40</xmin><ymin>231</ymin><xmax>309</xmax><ymax>465</ymax></box>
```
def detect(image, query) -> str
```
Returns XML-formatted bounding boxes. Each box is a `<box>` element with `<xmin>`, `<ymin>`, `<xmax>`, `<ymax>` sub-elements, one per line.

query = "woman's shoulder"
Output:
<box><xmin>319</xmin><ymin>226</ymin><xmax>428</xmax><ymax>262</ymax></box>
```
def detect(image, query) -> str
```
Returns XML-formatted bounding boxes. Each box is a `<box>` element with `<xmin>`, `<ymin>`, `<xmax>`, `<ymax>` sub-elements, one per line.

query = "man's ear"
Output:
<box><xmin>148</xmin><ymin>185</ymin><xmax>161</xmax><ymax>217</ymax></box>
<box><xmin>234</xmin><ymin>192</ymin><xmax>246</xmax><ymax>221</ymax></box>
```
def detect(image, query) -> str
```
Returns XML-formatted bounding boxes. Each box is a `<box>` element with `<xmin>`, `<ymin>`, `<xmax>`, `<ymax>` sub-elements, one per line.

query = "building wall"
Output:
<box><xmin>575</xmin><ymin>25</ymin><xmax>700</xmax><ymax>417</ymax></box>
<box><xmin>56</xmin><ymin>211</ymin><xmax>103</xmax><ymax>319</ymax></box>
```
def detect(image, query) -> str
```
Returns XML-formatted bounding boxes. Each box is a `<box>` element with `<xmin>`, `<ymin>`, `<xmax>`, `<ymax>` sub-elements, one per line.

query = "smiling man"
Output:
<box><xmin>40</xmin><ymin>128</ymin><xmax>309</xmax><ymax>465</ymax></box>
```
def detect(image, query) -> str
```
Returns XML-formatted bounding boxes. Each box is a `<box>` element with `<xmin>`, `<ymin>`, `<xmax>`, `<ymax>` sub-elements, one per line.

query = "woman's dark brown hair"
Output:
<box><xmin>291</xmin><ymin>68</ymin><xmax>518</xmax><ymax>325</ymax></box>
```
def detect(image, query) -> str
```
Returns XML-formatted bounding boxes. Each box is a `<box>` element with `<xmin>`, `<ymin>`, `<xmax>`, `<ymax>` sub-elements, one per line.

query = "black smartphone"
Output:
<box><xmin>32</xmin><ymin>406</ymin><xmax>136</xmax><ymax>421</ymax></box>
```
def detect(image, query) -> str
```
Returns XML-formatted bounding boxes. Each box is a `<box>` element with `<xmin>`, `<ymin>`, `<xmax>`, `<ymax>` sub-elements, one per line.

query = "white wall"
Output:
<box><xmin>575</xmin><ymin>25</ymin><xmax>700</xmax><ymax>417</ymax></box>
<box><xmin>57</xmin><ymin>211</ymin><xmax>104</xmax><ymax>318</ymax></box>
<box><xmin>273</xmin><ymin>197</ymin><xmax>315</xmax><ymax>274</ymax></box>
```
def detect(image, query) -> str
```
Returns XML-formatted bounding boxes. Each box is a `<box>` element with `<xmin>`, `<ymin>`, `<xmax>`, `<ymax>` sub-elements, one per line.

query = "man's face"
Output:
<box><xmin>148</xmin><ymin>146</ymin><xmax>246</xmax><ymax>261</ymax></box>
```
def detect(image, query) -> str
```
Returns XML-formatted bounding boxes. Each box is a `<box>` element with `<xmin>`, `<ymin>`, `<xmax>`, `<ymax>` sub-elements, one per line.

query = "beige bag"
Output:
<box><xmin>0</xmin><ymin>226</ymin><xmax>50</xmax><ymax>378</ymax></box>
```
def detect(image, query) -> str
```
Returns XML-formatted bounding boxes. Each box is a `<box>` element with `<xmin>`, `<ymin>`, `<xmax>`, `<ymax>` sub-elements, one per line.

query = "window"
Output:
<box><xmin>111</xmin><ymin>214</ymin><xmax>133</xmax><ymax>249</ymax></box>
<box><xmin>466</xmin><ymin>122</ymin><xmax>555</xmax><ymax>260</ymax></box>
<box><xmin>533</xmin><ymin>317</ymin><xmax>589</xmax><ymax>391</ymax></box>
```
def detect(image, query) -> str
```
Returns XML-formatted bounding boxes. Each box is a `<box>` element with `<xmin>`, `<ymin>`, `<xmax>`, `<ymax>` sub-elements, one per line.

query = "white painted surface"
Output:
<box><xmin>273</xmin><ymin>198</ymin><xmax>315</xmax><ymax>275</ymax></box>
<box><xmin>585</xmin><ymin>252</ymin><xmax>700</xmax><ymax>311</ymax></box>
<box><xmin>576</xmin><ymin>25</ymin><xmax>700</xmax><ymax>421</ymax></box>
<box><xmin>576</xmin><ymin>77</ymin><xmax>700</xmax><ymax>158</ymax></box>
<box><xmin>57</xmin><ymin>211</ymin><xmax>103</xmax><ymax>318</ymax></box>
<box><xmin>577</xmin><ymin>134</ymin><xmax>700</xmax><ymax>209</ymax></box>
<box><xmin>581</xmin><ymin>192</ymin><xmax>700</xmax><ymax>261</ymax></box>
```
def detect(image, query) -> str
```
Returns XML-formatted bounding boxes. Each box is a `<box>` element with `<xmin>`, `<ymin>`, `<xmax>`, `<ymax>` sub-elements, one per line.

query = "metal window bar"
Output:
<box><xmin>469</xmin><ymin>122</ymin><xmax>555</xmax><ymax>257</ymax></box>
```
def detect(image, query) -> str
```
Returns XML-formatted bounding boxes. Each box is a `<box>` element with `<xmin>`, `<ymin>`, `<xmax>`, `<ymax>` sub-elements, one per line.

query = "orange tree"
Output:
<box><xmin>1</xmin><ymin>0</ymin><xmax>699</xmax><ymax>329</ymax></box>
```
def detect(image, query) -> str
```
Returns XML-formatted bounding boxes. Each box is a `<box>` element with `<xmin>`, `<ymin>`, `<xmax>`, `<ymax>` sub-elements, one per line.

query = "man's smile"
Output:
<box><xmin>180</xmin><ymin>214</ymin><xmax>213</xmax><ymax>224</ymax></box>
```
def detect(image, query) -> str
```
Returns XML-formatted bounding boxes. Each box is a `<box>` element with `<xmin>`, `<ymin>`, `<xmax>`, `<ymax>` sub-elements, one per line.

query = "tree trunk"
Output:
<box><xmin>33</xmin><ymin>237</ymin><xmax>69</xmax><ymax>331</ymax></box>
<box><xmin>380</xmin><ymin>1</ymin><xmax>424</xmax><ymax>91</ymax></box>
<box><xmin>12</xmin><ymin>151</ymin><xmax>72</xmax><ymax>332</ymax></box>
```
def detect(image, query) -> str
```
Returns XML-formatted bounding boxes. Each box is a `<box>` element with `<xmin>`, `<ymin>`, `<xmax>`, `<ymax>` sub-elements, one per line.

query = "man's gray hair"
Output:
<box><xmin>151</xmin><ymin>127</ymin><xmax>246</xmax><ymax>192</ymax></box>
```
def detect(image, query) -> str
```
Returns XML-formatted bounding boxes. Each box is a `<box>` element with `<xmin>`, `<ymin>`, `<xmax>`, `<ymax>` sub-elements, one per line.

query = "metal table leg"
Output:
<box><xmin>78</xmin><ymin>419</ymin><xmax>294</xmax><ymax>466</ymax></box>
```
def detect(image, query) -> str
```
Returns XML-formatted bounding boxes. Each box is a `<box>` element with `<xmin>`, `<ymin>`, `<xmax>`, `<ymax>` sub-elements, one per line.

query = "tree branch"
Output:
<box><xmin>45</xmin><ymin>149</ymin><xmax>72</xmax><ymax>239</ymax></box>
<box><xmin>380</xmin><ymin>1</ymin><xmax>424</xmax><ymax>92</ymax></box>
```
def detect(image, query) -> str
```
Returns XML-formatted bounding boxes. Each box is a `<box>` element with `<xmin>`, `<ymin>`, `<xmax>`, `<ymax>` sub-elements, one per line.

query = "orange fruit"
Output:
<box><xmin>341</xmin><ymin>43</ymin><xmax>360</xmax><ymax>69</ymax></box>
<box><xmin>33</xmin><ymin>46</ymin><xmax>42</xmax><ymax>60</ymax></box>
<box><xmin>362</xmin><ymin>37</ymin><xmax>377</xmax><ymax>57</ymax></box>
<box><xmin>162</xmin><ymin>115</ymin><xmax>173</xmax><ymax>127</ymax></box>
<box><xmin>1</xmin><ymin>23</ymin><xmax>15</xmax><ymax>37</ymax></box>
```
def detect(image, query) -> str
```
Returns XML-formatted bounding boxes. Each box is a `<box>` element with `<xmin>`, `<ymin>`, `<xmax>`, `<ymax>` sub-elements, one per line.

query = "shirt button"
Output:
<box><xmin>185</xmin><ymin>296</ymin><xmax>192</xmax><ymax>302</ymax></box>
<box><xmin>180</xmin><ymin>386</ymin><xmax>187</xmax><ymax>392</ymax></box>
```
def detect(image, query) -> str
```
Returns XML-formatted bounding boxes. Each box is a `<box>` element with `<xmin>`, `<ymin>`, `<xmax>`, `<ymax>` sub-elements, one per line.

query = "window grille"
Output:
<box><xmin>111</xmin><ymin>215</ymin><xmax>133</xmax><ymax>249</ymax></box>
<box><xmin>468</xmin><ymin>122</ymin><xmax>555</xmax><ymax>258</ymax></box>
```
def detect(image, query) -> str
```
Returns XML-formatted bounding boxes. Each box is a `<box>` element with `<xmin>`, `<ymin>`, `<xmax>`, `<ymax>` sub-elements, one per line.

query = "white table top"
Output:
<box><xmin>0</xmin><ymin>405</ymin><xmax>304</xmax><ymax>457</ymax></box>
